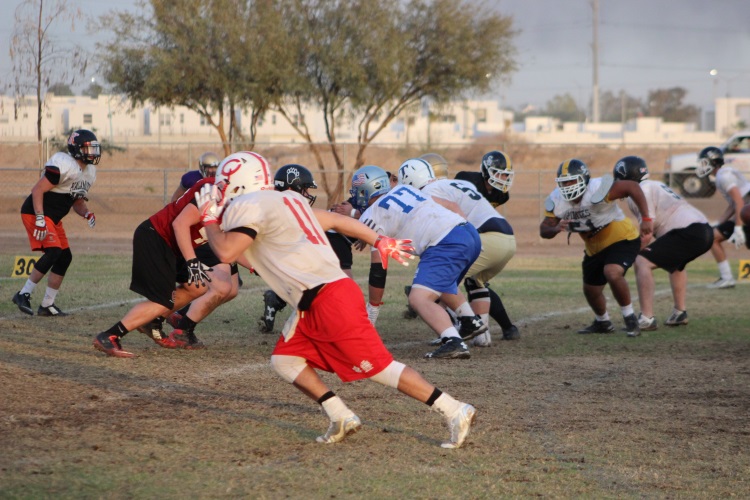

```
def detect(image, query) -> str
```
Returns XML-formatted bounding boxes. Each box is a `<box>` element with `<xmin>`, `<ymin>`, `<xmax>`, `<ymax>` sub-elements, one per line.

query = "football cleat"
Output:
<box><xmin>638</xmin><ymin>314</ymin><xmax>658</xmax><ymax>331</ymax></box>
<box><xmin>624</xmin><ymin>313</ymin><xmax>640</xmax><ymax>338</ymax></box>
<box><xmin>457</xmin><ymin>315</ymin><xmax>487</xmax><ymax>342</ymax></box>
<box><xmin>37</xmin><ymin>304</ymin><xmax>68</xmax><ymax>317</ymax></box>
<box><xmin>316</xmin><ymin>415</ymin><xmax>362</xmax><ymax>444</ymax></box>
<box><xmin>664</xmin><ymin>310</ymin><xmax>688</xmax><ymax>326</ymax></box>
<box><xmin>166</xmin><ymin>310</ymin><xmax>183</xmax><ymax>329</ymax></box>
<box><xmin>137</xmin><ymin>318</ymin><xmax>177</xmax><ymax>348</ymax></box>
<box><xmin>169</xmin><ymin>329</ymin><xmax>205</xmax><ymax>349</ymax></box>
<box><xmin>441</xmin><ymin>403</ymin><xmax>476</xmax><ymax>449</ymax></box>
<box><xmin>424</xmin><ymin>337</ymin><xmax>470</xmax><ymax>359</ymax></box>
<box><xmin>93</xmin><ymin>332</ymin><xmax>136</xmax><ymax>358</ymax></box>
<box><xmin>501</xmin><ymin>325</ymin><xmax>521</xmax><ymax>340</ymax></box>
<box><xmin>707</xmin><ymin>278</ymin><xmax>735</xmax><ymax>289</ymax></box>
<box><xmin>577</xmin><ymin>319</ymin><xmax>615</xmax><ymax>334</ymax></box>
<box><xmin>12</xmin><ymin>291</ymin><xmax>33</xmax><ymax>315</ymax></box>
<box><xmin>402</xmin><ymin>285</ymin><xmax>418</xmax><ymax>319</ymax></box>
<box><xmin>472</xmin><ymin>331</ymin><xmax>491</xmax><ymax>347</ymax></box>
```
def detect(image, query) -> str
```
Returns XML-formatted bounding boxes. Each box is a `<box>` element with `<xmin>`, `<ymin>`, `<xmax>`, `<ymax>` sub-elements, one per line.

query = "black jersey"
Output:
<box><xmin>454</xmin><ymin>171</ymin><xmax>509</xmax><ymax>207</ymax></box>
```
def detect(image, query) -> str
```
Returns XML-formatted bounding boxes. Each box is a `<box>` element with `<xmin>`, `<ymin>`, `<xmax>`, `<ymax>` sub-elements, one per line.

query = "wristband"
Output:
<box><xmin>642</xmin><ymin>217</ymin><xmax>652</xmax><ymax>222</ymax></box>
<box><xmin>350</xmin><ymin>208</ymin><xmax>357</xmax><ymax>218</ymax></box>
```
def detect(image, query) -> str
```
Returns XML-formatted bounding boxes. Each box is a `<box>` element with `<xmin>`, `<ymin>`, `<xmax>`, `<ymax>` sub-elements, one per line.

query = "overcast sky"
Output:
<box><xmin>2</xmin><ymin>0</ymin><xmax>748</xmax><ymax>115</ymax></box>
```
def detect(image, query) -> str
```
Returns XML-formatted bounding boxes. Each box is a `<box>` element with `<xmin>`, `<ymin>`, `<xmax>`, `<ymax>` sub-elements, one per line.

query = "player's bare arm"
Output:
<box><xmin>539</xmin><ymin>216</ymin><xmax>563</xmax><ymax>239</ymax></box>
<box><xmin>313</xmin><ymin>208</ymin><xmax>379</xmax><ymax>245</ymax></box>
<box><xmin>31</xmin><ymin>175</ymin><xmax>55</xmax><ymax>214</ymax></box>
<box><xmin>203</xmin><ymin>223</ymin><xmax>254</xmax><ymax>265</ymax></box>
<box><xmin>607</xmin><ymin>179</ymin><xmax>653</xmax><ymax>237</ymax></box>
<box><xmin>172</xmin><ymin>203</ymin><xmax>202</xmax><ymax>261</ymax></box>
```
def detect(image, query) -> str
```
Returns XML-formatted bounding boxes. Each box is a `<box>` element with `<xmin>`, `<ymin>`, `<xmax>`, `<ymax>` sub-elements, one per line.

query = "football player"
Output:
<box><xmin>12</xmin><ymin>129</ymin><xmax>100</xmax><ymax>317</ymax></box>
<box><xmin>353</xmin><ymin>165</ymin><xmax>487</xmax><ymax>359</ymax></box>
<box><xmin>540</xmin><ymin>158</ymin><xmax>652</xmax><ymax>337</ymax></box>
<box><xmin>170</xmin><ymin>151</ymin><xmax>220</xmax><ymax>203</ymax></box>
<box><xmin>614</xmin><ymin>156</ymin><xmax>713</xmax><ymax>329</ymax></box>
<box><xmin>196</xmin><ymin>152</ymin><xmax>476</xmax><ymax>449</ymax></box>
<box><xmin>696</xmin><ymin>146</ymin><xmax>750</xmax><ymax>288</ymax></box>
<box><xmin>93</xmin><ymin>172</ymin><xmax>240</xmax><ymax>357</ymax></box>
<box><xmin>400</xmin><ymin>157</ymin><xmax>516</xmax><ymax>348</ymax></box>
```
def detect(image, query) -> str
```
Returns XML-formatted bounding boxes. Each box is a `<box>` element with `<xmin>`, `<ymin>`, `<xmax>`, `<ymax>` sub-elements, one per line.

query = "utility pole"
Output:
<box><xmin>591</xmin><ymin>0</ymin><xmax>600</xmax><ymax>123</ymax></box>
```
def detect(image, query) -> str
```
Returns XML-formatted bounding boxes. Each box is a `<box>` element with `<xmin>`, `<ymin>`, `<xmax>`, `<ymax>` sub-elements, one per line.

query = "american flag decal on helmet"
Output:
<box><xmin>352</xmin><ymin>173</ymin><xmax>367</xmax><ymax>187</ymax></box>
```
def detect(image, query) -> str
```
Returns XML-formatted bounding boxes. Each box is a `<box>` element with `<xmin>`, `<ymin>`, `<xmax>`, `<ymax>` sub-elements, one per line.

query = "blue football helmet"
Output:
<box><xmin>350</xmin><ymin>165</ymin><xmax>391</xmax><ymax>211</ymax></box>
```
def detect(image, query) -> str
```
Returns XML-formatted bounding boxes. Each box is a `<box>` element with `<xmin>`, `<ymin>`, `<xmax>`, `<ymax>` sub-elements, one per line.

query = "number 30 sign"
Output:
<box><xmin>11</xmin><ymin>256</ymin><xmax>38</xmax><ymax>278</ymax></box>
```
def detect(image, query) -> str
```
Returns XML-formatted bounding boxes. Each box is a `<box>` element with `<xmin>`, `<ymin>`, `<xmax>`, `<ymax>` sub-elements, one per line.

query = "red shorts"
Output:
<box><xmin>21</xmin><ymin>213</ymin><xmax>69</xmax><ymax>251</ymax></box>
<box><xmin>272</xmin><ymin>278</ymin><xmax>394</xmax><ymax>383</ymax></box>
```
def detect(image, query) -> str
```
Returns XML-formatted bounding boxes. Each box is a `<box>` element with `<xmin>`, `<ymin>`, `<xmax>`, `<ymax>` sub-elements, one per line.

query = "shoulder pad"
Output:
<box><xmin>591</xmin><ymin>175</ymin><xmax>614</xmax><ymax>204</ymax></box>
<box><xmin>544</xmin><ymin>196</ymin><xmax>555</xmax><ymax>213</ymax></box>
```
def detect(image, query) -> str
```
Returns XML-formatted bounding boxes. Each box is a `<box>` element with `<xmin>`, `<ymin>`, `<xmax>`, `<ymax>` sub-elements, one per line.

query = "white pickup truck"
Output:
<box><xmin>665</xmin><ymin>131</ymin><xmax>750</xmax><ymax>197</ymax></box>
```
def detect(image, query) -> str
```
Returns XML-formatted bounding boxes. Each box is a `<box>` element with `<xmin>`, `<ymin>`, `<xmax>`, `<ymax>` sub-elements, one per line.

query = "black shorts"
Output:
<box><xmin>582</xmin><ymin>238</ymin><xmax>640</xmax><ymax>286</ymax></box>
<box><xmin>640</xmin><ymin>223</ymin><xmax>714</xmax><ymax>272</ymax></box>
<box><xmin>174</xmin><ymin>243</ymin><xmax>239</xmax><ymax>283</ymax></box>
<box><xmin>130</xmin><ymin>220</ymin><xmax>177</xmax><ymax>309</ymax></box>
<box><xmin>326</xmin><ymin>231</ymin><xmax>353</xmax><ymax>270</ymax></box>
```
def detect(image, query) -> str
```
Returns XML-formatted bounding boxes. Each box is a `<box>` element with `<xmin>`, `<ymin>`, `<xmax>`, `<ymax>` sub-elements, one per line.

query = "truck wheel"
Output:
<box><xmin>677</xmin><ymin>173</ymin><xmax>716</xmax><ymax>198</ymax></box>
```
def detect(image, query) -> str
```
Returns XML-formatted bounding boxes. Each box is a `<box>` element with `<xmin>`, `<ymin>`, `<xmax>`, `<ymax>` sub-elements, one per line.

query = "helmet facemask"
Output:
<box><xmin>398</xmin><ymin>158</ymin><xmax>435</xmax><ymax>189</ymax></box>
<box><xmin>216</xmin><ymin>151</ymin><xmax>273</xmax><ymax>204</ymax></box>
<box><xmin>350</xmin><ymin>166</ymin><xmax>391</xmax><ymax>212</ymax></box>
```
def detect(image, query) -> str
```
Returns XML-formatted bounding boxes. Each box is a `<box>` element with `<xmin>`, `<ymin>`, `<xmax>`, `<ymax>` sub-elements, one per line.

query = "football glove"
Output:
<box><xmin>728</xmin><ymin>224</ymin><xmax>746</xmax><ymax>249</ymax></box>
<box><xmin>186</xmin><ymin>258</ymin><xmax>213</xmax><ymax>288</ymax></box>
<box><xmin>33</xmin><ymin>214</ymin><xmax>47</xmax><ymax>240</ymax></box>
<box><xmin>195</xmin><ymin>183</ymin><xmax>224</xmax><ymax>226</ymax></box>
<box><xmin>366</xmin><ymin>301</ymin><xmax>382</xmax><ymax>326</ymax></box>
<box><xmin>373</xmin><ymin>236</ymin><xmax>414</xmax><ymax>270</ymax></box>
<box><xmin>83</xmin><ymin>211</ymin><xmax>96</xmax><ymax>228</ymax></box>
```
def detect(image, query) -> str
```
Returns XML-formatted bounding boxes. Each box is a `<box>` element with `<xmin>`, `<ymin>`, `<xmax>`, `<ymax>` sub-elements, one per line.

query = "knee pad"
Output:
<box><xmin>369</xmin><ymin>361</ymin><xmax>406</xmax><ymax>389</ymax></box>
<box><xmin>270</xmin><ymin>355</ymin><xmax>307</xmax><ymax>383</ymax></box>
<box><xmin>369</xmin><ymin>262</ymin><xmax>387</xmax><ymax>289</ymax></box>
<box><xmin>50</xmin><ymin>248</ymin><xmax>73</xmax><ymax>276</ymax></box>
<box><xmin>34</xmin><ymin>247</ymin><xmax>63</xmax><ymax>274</ymax></box>
<box><xmin>464</xmin><ymin>277</ymin><xmax>489</xmax><ymax>302</ymax></box>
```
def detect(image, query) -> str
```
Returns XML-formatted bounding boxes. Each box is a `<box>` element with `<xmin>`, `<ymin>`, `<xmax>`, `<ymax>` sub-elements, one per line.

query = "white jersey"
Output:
<box><xmin>359</xmin><ymin>184</ymin><xmax>466</xmax><ymax>256</ymax></box>
<box><xmin>220</xmin><ymin>190</ymin><xmax>346</xmax><ymax>309</ymax></box>
<box><xmin>715</xmin><ymin>167</ymin><xmax>750</xmax><ymax>207</ymax></box>
<box><xmin>421</xmin><ymin>178</ymin><xmax>505</xmax><ymax>229</ymax></box>
<box><xmin>47</xmin><ymin>152</ymin><xmax>97</xmax><ymax>199</ymax></box>
<box><xmin>626</xmin><ymin>180</ymin><xmax>707</xmax><ymax>238</ymax></box>
<box><xmin>545</xmin><ymin>176</ymin><xmax>639</xmax><ymax>255</ymax></box>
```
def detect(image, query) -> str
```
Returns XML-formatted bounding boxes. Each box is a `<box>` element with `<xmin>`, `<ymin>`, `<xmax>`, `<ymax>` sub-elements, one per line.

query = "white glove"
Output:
<box><xmin>728</xmin><ymin>224</ymin><xmax>746</xmax><ymax>249</ymax></box>
<box><xmin>195</xmin><ymin>183</ymin><xmax>224</xmax><ymax>225</ymax></box>
<box><xmin>366</xmin><ymin>301</ymin><xmax>381</xmax><ymax>326</ymax></box>
<box><xmin>33</xmin><ymin>214</ymin><xmax>48</xmax><ymax>240</ymax></box>
<box><xmin>83</xmin><ymin>211</ymin><xmax>96</xmax><ymax>228</ymax></box>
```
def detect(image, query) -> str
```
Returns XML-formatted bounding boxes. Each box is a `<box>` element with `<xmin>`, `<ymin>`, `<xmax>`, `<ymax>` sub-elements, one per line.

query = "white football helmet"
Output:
<box><xmin>350</xmin><ymin>165</ymin><xmax>391</xmax><ymax>211</ymax></box>
<box><xmin>398</xmin><ymin>158</ymin><xmax>436</xmax><ymax>189</ymax></box>
<box><xmin>216</xmin><ymin>151</ymin><xmax>273</xmax><ymax>203</ymax></box>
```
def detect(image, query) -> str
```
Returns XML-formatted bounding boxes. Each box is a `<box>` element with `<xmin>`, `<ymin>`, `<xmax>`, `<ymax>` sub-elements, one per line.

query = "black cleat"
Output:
<box><xmin>259</xmin><ymin>289</ymin><xmax>287</xmax><ymax>333</ymax></box>
<box><xmin>501</xmin><ymin>325</ymin><xmax>520</xmax><ymax>340</ymax></box>
<box><xmin>12</xmin><ymin>291</ymin><xmax>33</xmax><ymax>315</ymax></box>
<box><xmin>36</xmin><ymin>304</ymin><xmax>68</xmax><ymax>317</ymax></box>
<box><xmin>577</xmin><ymin>319</ymin><xmax>615</xmax><ymax>334</ymax></box>
<box><xmin>424</xmin><ymin>337</ymin><xmax>471</xmax><ymax>359</ymax></box>
<box><xmin>458</xmin><ymin>315</ymin><xmax>488</xmax><ymax>342</ymax></box>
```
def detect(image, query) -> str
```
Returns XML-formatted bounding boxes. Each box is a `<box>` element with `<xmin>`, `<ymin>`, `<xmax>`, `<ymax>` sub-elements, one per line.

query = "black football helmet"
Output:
<box><xmin>198</xmin><ymin>152</ymin><xmax>220</xmax><ymax>177</ymax></box>
<box><xmin>613</xmin><ymin>156</ymin><xmax>649</xmax><ymax>183</ymax></box>
<box><xmin>697</xmin><ymin>146</ymin><xmax>724</xmax><ymax>178</ymax></box>
<box><xmin>480</xmin><ymin>150</ymin><xmax>514</xmax><ymax>193</ymax></box>
<box><xmin>67</xmin><ymin>129</ymin><xmax>101</xmax><ymax>165</ymax></box>
<box><xmin>556</xmin><ymin>159</ymin><xmax>590</xmax><ymax>201</ymax></box>
<box><xmin>274</xmin><ymin>164</ymin><xmax>318</xmax><ymax>205</ymax></box>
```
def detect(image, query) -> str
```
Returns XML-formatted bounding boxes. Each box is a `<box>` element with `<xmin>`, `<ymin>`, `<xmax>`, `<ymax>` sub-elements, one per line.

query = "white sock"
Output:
<box><xmin>455</xmin><ymin>302</ymin><xmax>474</xmax><ymax>317</ymax></box>
<box><xmin>480</xmin><ymin>313</ymin><xmax>490</xmax><ymax>326</ymax></box>
<box><xmin>440</xmin><ymin>326</ymin><xmax>461</xmax><ymax>340</ymax></box>
<box><xmin>433</xmin><ymin>393</ymin><xmax>462</xmax><ymax>419</ymax></box>
<box><xmin>620</xmin><ymin>304</ymin><xmax>634</xmax><ymax>317</ymax></box>
<box><xmin>321</xmin><ymin>396</ymin><xmax>353</xmax><ymax>421</ymax></box>
<box><xmin>20</xmin><ymin>279</ymin><xmax>36</xmax><ymax>296</ymax></box>
<box><xmin>595</xmin><ymin>312</ymin><xmax>610</xmax><ymax>322</ymax></box>
<box><xmin>41</xmin><ymin>287</ymin><xmax>59</xmax><ymax>308</ymax></box>
<box><xmin>717</xmin><ymin>260</ymin><xmax>733</xmax><ymax>280</ymax></box>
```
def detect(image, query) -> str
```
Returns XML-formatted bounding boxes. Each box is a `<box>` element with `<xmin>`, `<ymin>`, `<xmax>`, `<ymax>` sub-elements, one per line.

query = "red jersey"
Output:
<box><xmin>149</xmin><ymin>177</ymin><xmax>214</xmax><ymax>254</ymax></box>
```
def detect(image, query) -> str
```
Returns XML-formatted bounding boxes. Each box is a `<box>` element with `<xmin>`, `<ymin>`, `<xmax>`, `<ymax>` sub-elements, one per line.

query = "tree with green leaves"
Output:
<box><xmin>645</xmin><ymin>87</ymin><xmax>698</xmax><ymax>123</ymax></box>
<box><xmin>275</xmin><ymin>0</ymin><xmax>517</xmax><ymax>201</ymax></box>
<box><xmin>543</xmin><ymin>93</ymin><xmax>583</xmax><ymax>123</ymax></box>
<box><xmin>10</xmin><ymin>0</ymin><xmax>88</xmax><ymax>164</ymax></box>
<box><xmin>100</xmin><ymin>0</ymin><xmax>293</xmax><ymax>157</ymax></box>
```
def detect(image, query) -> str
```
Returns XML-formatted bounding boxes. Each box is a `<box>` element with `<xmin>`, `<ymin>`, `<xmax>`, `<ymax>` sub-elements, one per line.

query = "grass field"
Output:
<box><xmin>1</xmin><ymin>250</ymin><xmax>749</xmax><ymax>499</ymax></box>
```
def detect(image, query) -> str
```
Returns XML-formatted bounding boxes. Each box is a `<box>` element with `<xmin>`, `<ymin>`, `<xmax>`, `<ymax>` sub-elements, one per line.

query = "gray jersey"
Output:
<box><xmin>715</xmin><ymin>167</ymin><xmax>750</xmax><ymax>208</ymax></box>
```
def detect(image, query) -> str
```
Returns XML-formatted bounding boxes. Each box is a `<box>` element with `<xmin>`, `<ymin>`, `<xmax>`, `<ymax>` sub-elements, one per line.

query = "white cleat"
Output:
<box><xmin>707</xmin><ymin>278</ymin><xmax>736</xmax><ymax>289</ymax></box>
<box><xmin>316</xmin><ymin>415</ymin><xmax>362</xmax><ymax>444</ymax></box>
<box><xmin>472</xmin><ymin>331</ymin><xmax>491</xmax><ymax>347</ymax></box>
<box><xmin>441</xmin><ymin>404</ymin><xmax>476</xmax><ymax>449</ymax></box>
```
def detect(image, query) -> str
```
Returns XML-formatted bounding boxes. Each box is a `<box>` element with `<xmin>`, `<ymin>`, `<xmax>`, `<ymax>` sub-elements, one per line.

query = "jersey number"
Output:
<box><xmin>377</xmin><ymin>186</ymin><xmax>426</xmax><ymax>212</ymax></box>
<box><xmin>283</xmin><ymin>196</ymin><xmax>327</xmax><ymax>245</ymax></box>
<box><xmin>448</xmin><ymin>182</ymin><xmax>482</xmax><ymax>200</ymax></box>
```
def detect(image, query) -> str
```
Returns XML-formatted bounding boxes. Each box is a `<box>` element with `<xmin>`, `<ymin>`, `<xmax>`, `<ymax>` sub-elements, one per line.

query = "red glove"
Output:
<box><xmin>373</xmin><ymin>236</ymin><xmax>415</xmax><ymax>269</ymax></box>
